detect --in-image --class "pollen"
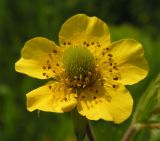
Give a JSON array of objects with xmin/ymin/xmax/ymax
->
[{"xmin": 63, "ymin": 46, "xmax": 96, "ymax": 88}]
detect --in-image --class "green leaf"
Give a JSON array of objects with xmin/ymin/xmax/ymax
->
[{"xmin": 133, "ymin": 74, "xmax": 160, "ymax": 122}]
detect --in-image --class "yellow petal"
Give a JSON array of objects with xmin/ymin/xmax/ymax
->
[
  {"xmin": 103, "ymin": 39, "xmax": 148, "ymax": 85},
  {"xmin": 59, "ymin": 14, "xmax": 111, "ymax": 57},
  {"xmin": 15, "ymin": 37, "xmax": 64, "ymax": 79},
  {"xmin": 27, "ymin": 81, "xmax": 77, "ymax": 113},
  {"xmin": 104, "ymin": 84, "xmax": 133, "ymax": 123},
  {"xmin": 77, "ymin": 82, "xmax": 133, "ymax": 123}
]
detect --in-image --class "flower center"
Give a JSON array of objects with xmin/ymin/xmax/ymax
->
[{"xmin": 63, "ymin": 46, "xmax": 96, "ymax": 88}]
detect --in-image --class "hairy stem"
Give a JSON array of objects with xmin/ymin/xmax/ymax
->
[
  {"xmin": 140, "ymin": 123, "xmax": 160, "ymax": 129},
  {"xmin": 122, "ymin": 123, "xmax": 160, "ymax": 141},
  {"xmin": 122, "ymin": 124, "xmax": 137, "ymax": 141},
  {"xmin": 86, "ymin": 123, "xmax": 95, "ymax": 141}
]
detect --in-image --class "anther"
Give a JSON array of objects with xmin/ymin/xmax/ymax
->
[
  {"xmin": 88, "ymin": 72, "xmax": 92, "ymax": 76},
  {"xmin": 108, "ymin": 54, "xmax": 113, "ymax": 57},
  {"xmin": 43, "ymin": 73, "xmax": 46, "ymax": 76},
  {"xmin": 48, "ymin": 66, "xmax": 51, "ymax": 69},
  {"xmin": 43, "ymin": 66, "xmax": 46, "ymax": 70},
  {"xmin": 48, "ymin": 54, "xmax": 52, "ymax": 59},
  {"xmin": 74, "ymin": 76, "xmax": 78, "ymax": 80},
  {"xmin": 93, "ymin": 96, "xmax": 97, "ymax": 99},
  {"xmin": 53, "ymin": 50, "xmax": 57, "ymax": 53},
  {"xmin": 102, "ymin": 52, "xmax": 105, "ymax": 56},
  {"xmin": 113, "ymin": 66, "xmax": 117, "ymax": 69},
  {"xmin": 106, "ymin": 95, "xmax": 112, "ymax": 102},
  {"xmin": 77, "ymin": 84, "xmax": 81, "ymax": 87},
  {"xmin": 85, "ymin": 77, "xmax": 89, "ymax": 83},
  {"xmin": 48, "ymin": 86, "xmax": 51, "ymax": 89},
  {"xmin": 113, "ymin": 77, "xmax": 118, "ymax": 80},
  {"xmin": 79, "ymin": 74, "xmax": 83, "ymax": 80}
]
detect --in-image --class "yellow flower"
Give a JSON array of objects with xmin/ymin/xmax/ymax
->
[{"xmin": 15, "ymin": 14, "xmax": 148, "ymax": 123}]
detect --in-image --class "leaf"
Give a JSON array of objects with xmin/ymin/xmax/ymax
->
[{"xmin": 133, "ymin": 74, "xmax": 160, "ymax": 122}]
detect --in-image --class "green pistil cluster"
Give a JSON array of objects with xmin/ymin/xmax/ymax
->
[{"xmin": 63, "ymin": 46, "xmax": 96, "ymax": 88}]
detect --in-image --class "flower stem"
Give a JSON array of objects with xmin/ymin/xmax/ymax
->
[
  {"xmin": 122, "ymin": 123, "xmax": 160, "ymax": 141},
  {"xmin": 86, "ymin": 123, "xmax": 95, "ymax": 141},
  {"xmin": 122, "ymin": 124, "xmax": 137, "ymax": 141},
  {"xmin": 140, "ymin": 123, "xmax": 160, "ymax": 129}
]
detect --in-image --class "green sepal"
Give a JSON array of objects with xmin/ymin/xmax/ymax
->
[{"xmin": 71, "ymin": 108, "xmax": 88, "ymax": 141}]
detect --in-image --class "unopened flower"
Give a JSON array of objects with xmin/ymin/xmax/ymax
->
[{"xmin": 15, "ymin": 14, "xmax": 148, "ymax": 123}]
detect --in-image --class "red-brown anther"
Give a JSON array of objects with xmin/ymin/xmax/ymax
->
[
  {"xmin": 113, "ymin": 66, "xmax": 117, "ymax": 69},
  {"xmin": 113, "ymin": 77, "xmax": 118, "ymax": 80},
  {"xmin": 108, "ymin": 54, "xmax": 113, "ymax": 57},
  {"xmin": 102, "ymin": 52, "xmax": 105, "ymax": 56},
  {"xmin": 53, "ymin": 50, "xmax": 57, "ymax": 53},
  {"xmin": 43, "ymin": 66, "xmax": 46, "ymax": 70},
  {"xmin": 48, "ymin": 66, "xmax": 51, "ymax": 69}
]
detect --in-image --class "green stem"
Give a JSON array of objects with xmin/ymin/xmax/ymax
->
[
  {"xmin": 140, "ymin": 123, "xmax": 160, "ymax": 129},
  {"xmin": 122, "ymin": 123, "xmax": 160, "ymax": 141},
  {"xmin": 122, "ymin": 124, "xmax": 137, "ymax": 141},
  {"xmin": 86, "ymin": 123, "xmax": 95, "ymax": 141}
]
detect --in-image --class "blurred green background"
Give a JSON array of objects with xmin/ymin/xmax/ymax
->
[{"xmin": 0, "ymin": 0, "xmax": 160, "ymax": 141}]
